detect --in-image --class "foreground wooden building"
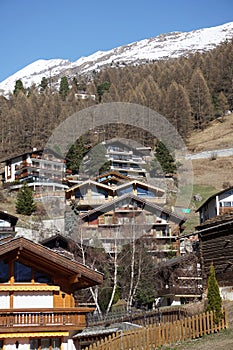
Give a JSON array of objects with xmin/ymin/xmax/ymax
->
[
  {"xmin": 196, "ymin": 214, "xmax": 233, "ymax": 300},
  {"xmin": 0, "ymin": 236, "xmax": 103, "ymax": 350}
]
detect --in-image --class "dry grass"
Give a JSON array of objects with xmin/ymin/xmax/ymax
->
[
  {"xmin": 192, "ymin": 156, "xmax": 233, "ymax": 190},
  {"xmin": 160, "ymin": 329, "xmax": 233, "ymax": 350},
  {"xmin": 159, "ymin": 301, "xmax": 233, "ymax": 350},
  {"xmin": 187, "ymin": 113, "xmax": 233, "ymax": 153},
  {"xmin": 186, "ymin": 114, "xmax": 233, "ymax": 190}
]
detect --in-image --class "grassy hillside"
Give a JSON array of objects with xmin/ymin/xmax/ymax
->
[
  {"xmin": 181, "ymin": 112, "xmax": 233, "ymax": 233},
  {"xmin": 187, "ymin": 113, "xmax": 233, "ymax": 153}
]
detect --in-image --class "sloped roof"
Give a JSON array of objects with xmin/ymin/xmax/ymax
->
[
  {"xmin": 66, "ymin": 179, "xmax": 112, "ymax": 194},
  {"xmin": 66, "ymin": 178, "xmax": 165, "ymax": 198},
  {"xmin": 79, "ymin": 193, "xmax": 185, "ymax": 224},
  {"xmin": 1, "ymin": 147, "xmax": 64, "ymax": 163},
  {"xmin": 116, "ymin": 179, "xmax": 165, "ymax": 196},
  {"xmin": 0, "ymin": 211, "xmax": 18, "ymax": 226},
  {"xmin": 0, "ymin": 236, "xmax": 103, "ymax": 291},
  {"xmin": 95, "ymin": 171, "xmax": 131, "ymax": 182}
]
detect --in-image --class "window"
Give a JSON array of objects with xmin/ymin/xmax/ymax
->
[
  {"xmin": 75, "ymin": 189, "xmax": 84, "ymax": 199},
  {"xmin": 0, "ymin": 260, "xmax": 8, "ymax": 282},
  {"xmin": 224, "ymin": 201, "xmax": 232, "ymax": 207},
  {"xmin": 137, "ymin": 186, "xmax": 156, "ymax": 197},
  {"xmin": 31, "ymin": 338, "xmax": 61, "ymax": 350},
  {"xmin": 14, "ymin": 261, "xmax": 32, "ymax": 282},
  {"xmin": 34, "ymin": 270, "xmax": 52, "ymax": 284},
  {"xmin": 117, "ymin": 185, "xmax": 133, "ymax": 196},
  {"xmin": 105, "ymin": 214, "xmax": 113, "ymax": 224},
  {"xmin": 51, "ymin": 339, "xmax": 60, "ymax": 350},
  {"xmin": 30, "ymin": 339, "xmax": 39, "ymax": 350}
]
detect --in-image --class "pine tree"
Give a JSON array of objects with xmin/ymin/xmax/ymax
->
[
  {"xmin": 13, "ymin": 79, "xmax": 25, "ymax": 95},
  {"xmin": 59, "ymin": 76, "xmax": 69, "ymax": 100},
  {"xmin": 150, "ymin": 141, "xmax": 177, "ymax": 176},
  {"xmin": 206, "ymin": 262, "xmax": 223, "ymax": 323},
  {"xmin": 40, "ymin": 77, "xmax": 48, "ymax": 92},
  {"xmin": 66, "ymin": 137, "xmax": 86, "ymax": 174},
  {"xmin": 16, "ymin": 182, "xmax": 37, "ymax": 215},
  {"xmin": 96, "ymin": 81, "xmax": 110, "ymax": 102}
]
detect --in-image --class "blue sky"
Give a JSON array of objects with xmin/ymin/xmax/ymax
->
[{"xmin": 0, "ymin": 0, "xmax": 232, "ymax": 82}]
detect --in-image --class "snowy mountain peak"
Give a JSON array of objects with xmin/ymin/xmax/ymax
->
[{"xmin": 1, "ymin": 22, "xmax": 233, "ymax": 95}]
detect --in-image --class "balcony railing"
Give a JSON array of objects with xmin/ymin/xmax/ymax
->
[
  {"xmin": 0, "ymin": 308, "xmax": 90, "ymax": 332},
  {"xmin": 157, "ymin": 285, "xmax": 202, "ymax": 297}
]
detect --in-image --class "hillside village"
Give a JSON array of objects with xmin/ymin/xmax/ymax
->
[
  {"xmin": 0, "ymin": 27, "xmax": 233, "ymax": 350},
  {"xmin": 0, "ymin": 114, "xmax": 233, "ymax": 348}
]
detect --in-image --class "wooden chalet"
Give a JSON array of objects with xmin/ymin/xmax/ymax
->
[
  {"xmin": 196, "ymin": 213, "xmax": 233, "ymax": 299},
  {"xmin": 154, "ymin": 253, "xmax": 202, "ymax": 306},
  {"xmin": 65, "ymin": 178, "xmax": 166, "ymax": 212},
  {"xmin": 66, "ymin": 193, "xmax": 185, "ymax": 263},
  {"xmin": 0, "ymin": 236, "xmax": 103, "ymax": 349}
]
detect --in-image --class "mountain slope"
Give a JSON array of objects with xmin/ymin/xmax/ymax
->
[{"xmin": 1, "ymin": 22, "xmax": 233, "ymax": 95}]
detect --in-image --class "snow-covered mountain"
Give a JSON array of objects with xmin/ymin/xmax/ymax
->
[{"xmin": 1, "ymin": 22, "xmax": 233, "ymax": 95}]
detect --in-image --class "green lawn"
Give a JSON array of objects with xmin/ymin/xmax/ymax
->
[{"xmin": 180, "ymin": 184, "xmax": 217, "ymax": 235}]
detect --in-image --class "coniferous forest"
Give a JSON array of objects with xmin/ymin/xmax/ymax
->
[{"xmin": 0, "ymin": 39, "xmax": 232, "ymax": 160}]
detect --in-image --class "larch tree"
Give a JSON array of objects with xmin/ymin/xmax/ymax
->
[
  {"xmin": 165, "ymin": 81, "xmax": 192, "ymax": 138},
  {"xmin": 217, "ymin": 91, "xmax": 229, "ymax": 117},
  {"xmin": 189, "ymin": 68, "xmax": 213, "ymax": 129}
]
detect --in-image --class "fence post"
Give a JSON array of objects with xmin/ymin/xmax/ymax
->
[
  {"xmin": 203, "ymin": 312, "xmax": 207, "ymax": 336},
  {"xmin": 195, "ymin": 314, "xmax": 200, "ymax": 337},
  {"xmin": 177, "ymin": 319, "xmax": 181, "ymax": 342},
  {"xmin": 224, "ymin": 308, "xmax": 229, "ymax": 329},
  {"xmin": 206, "ymin": 311, "xmax": 210, "ymax": 335},
  {"xmin": 199, "ymin": 313, "xmax": 203, "ymax": 337},
  {"xmin": 210, "ymin": 311, "xmax": 214, "ymax": 333},
  {"xmin": 188, "ymin": 317, "xmax": 192, "ymax": 339}
]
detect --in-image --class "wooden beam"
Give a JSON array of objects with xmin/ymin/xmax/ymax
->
[{"xmin": 68, "ymin": 274, "xmax": 81, "ymax": 284}]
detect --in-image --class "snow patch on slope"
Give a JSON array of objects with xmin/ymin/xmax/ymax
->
[{"xmin": 1, "ymin": 22, "xmax": 233, "ymax": 95}]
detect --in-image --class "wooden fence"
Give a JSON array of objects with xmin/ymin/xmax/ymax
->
[{"xmin": 84, "ymin": 310, "xmax": 228, "ymax": 350}]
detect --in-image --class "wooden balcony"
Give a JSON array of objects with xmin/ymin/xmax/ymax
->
[{"xmin": 0, "ymin": 307, "xmax": 91, "ymax": 332}]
